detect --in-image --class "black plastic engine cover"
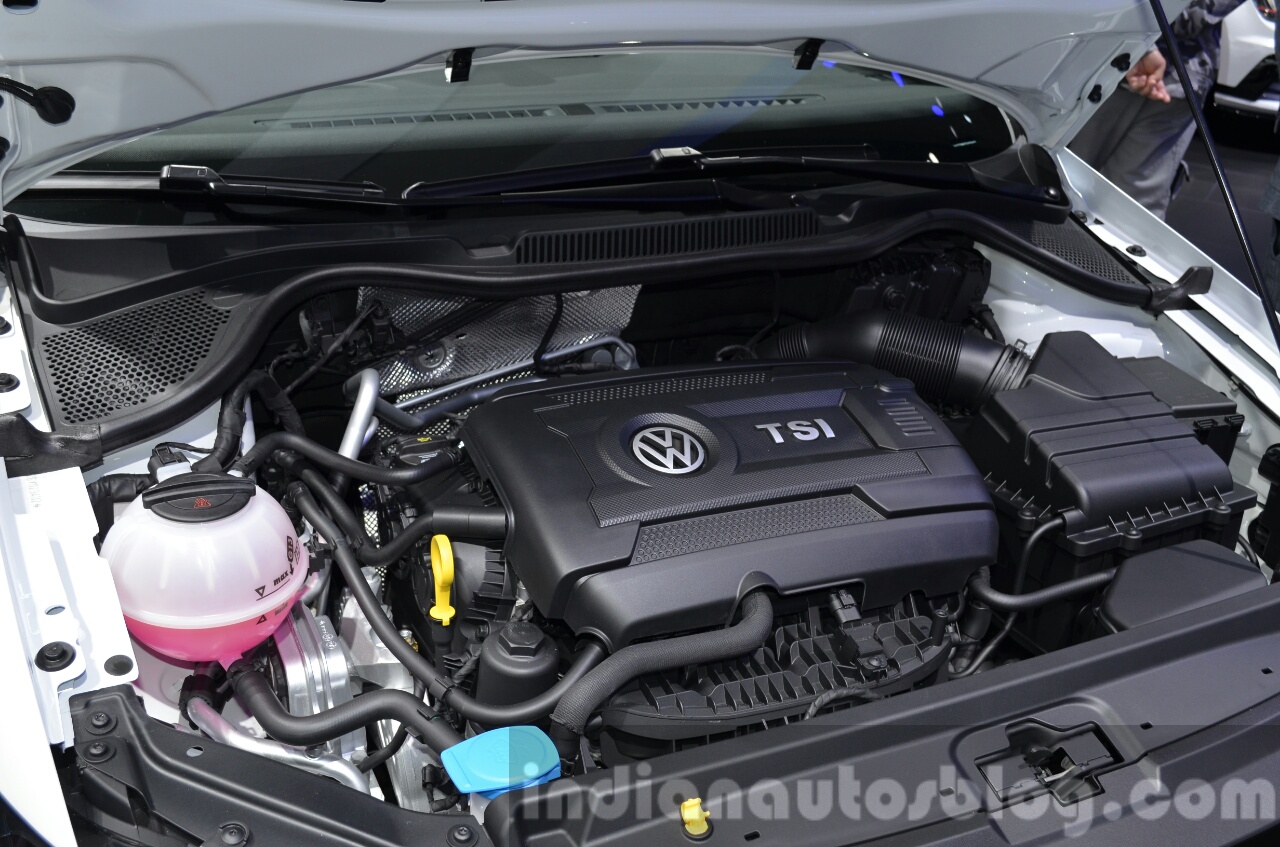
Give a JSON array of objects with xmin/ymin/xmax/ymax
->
[{"xmin": 462, "ymin": 363, "xmax": 996, "ymax": 648}]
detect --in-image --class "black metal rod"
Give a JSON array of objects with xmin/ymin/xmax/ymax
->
[{"xmin": 1147, "ymin": 0, "xmax": 1280, "ymax": 353}]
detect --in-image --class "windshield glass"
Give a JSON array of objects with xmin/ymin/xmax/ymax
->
[{"xmin": 69, "ymin": 47, "xmax": 1015, "ymax": 196}]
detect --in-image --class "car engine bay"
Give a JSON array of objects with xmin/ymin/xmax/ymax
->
[{"xmin": 7, "ymin": 223, "xmax": 1279, "ymax": 838}]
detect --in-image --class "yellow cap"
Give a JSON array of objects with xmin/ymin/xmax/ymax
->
[
  {"xmin": 428, "ymin": 534, "xmax": 455, "ymax": 626},
  {"xmin": 680, "ymin": 798, "xmax": 711, "ymax": 837}
]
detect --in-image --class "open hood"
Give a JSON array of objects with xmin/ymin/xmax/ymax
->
[{"xmin": 0, "ymin": 0, "xmax": 1186, "ymax": 212}]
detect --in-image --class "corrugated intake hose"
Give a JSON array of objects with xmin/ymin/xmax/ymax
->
[
  {"xmin": 291, "ymin": 484, "xmax": 606, "ymax": 725},
  {"xmin": 967, "ymin": 566, "xmax": 1117, "ymax": 612},
  {"xmin": 755, "ymin": 309, "xmax": 1029, "ymax": 409},
  {"xmin": 227, "ymin": 662, "xmax": 462, "ymax": 754},
  {"xmin": 548, "ymin": 591, "xmax": 774, "ymax": 762}
]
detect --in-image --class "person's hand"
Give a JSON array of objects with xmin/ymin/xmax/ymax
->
[{"xmin": 1126, "ymin": 49, "xmax": 1170, "ymax": 103}]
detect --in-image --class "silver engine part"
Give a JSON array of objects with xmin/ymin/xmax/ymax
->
[
  {"xmin": 339, "ymin": 569, "xmax": 453, "ymax": 813},
  {"xmin": 187, "ymin": 698, "xmax": 369, "ymax": 793},
  {"xmin": 275, "ymin": 604, "xmax": 365, "ymax": 763}
]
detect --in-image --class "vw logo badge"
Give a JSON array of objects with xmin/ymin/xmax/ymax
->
[{"xmin": 631, "ymin": 425, "xmax": 706, "ymax": 475}]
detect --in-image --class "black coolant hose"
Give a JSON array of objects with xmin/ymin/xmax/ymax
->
[
  {"xmin": 548, "ymin": 591, "xmax": 775, "ymax": 761},
  {"xmin": 86, "ymin": 473, "xmax": 152, "ymax": 541},
  {"xmin": 291, "ymin": 484, "xmax": 606, "ymax": 725},
  {"xmin": 755, "ymin": 309, "xmax": 1030, "ymax": 409},
  {"xmin": 227, "ymin": 662, "xmax": 461, "ymax": 753},
  {"xmin": 281, "ymin": 458, "xmax": 506, "ymax": 562},
  {"xmin": 952, "ymin": 516, "xmax": 1065, "ymax": 678},
  {"xmin": 193, "ymin": 371, "xmax": 305, "ymax": 473},
  {"xmin": 232, "ymin": 431, "xmax": 458, "ymax": 484},
  {"xmin": 967, "ymin": 566, "xmax": 1117, "ymax": 612}
]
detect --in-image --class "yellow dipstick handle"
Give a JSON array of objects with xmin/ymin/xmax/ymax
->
[
  {"xmin": 428, "ymin": 534, "xmax": 455, "ymax": 626},
  {"xmin": 680, "ymin": 798, "xmax": 711, "ymax": 837}
]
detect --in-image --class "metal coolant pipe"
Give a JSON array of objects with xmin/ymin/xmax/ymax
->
[{"xmin": 186, "ymin": 698, "xmax": 370, "ymax": 793}]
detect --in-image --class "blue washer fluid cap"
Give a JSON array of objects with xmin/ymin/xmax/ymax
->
[{"xmin": 441, "ymin": 726, "xmax": 561, "ymax": 798}]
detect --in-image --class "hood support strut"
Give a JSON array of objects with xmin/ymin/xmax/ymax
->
[{"xmin": 1147, "ymin": 0, "xmax": 1280, "ymax": 354}]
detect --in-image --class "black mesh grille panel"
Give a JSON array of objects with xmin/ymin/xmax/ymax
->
[
  {"xmin": 999, "ymin": 219, "xmax": 1140, "ymax": 285},
  {"xmin": 515, "ymin": 210, "xmax": 820, "ymax": 264},
  {"xmin": 631, "ymin": 494, "xmax": 883, "ymax": 564},
  {"xmin": 41, "ymin": 292, "xmax": 231, "ymax": 425}
]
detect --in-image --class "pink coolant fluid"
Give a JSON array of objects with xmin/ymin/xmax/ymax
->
[{"xmin": 101, "ymin": 473, "xmax": 309, "ymax": 666}]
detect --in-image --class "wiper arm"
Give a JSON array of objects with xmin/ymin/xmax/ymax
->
[
  {"xmin": 33, "ymin": 166, "xmax": 389, "ymax": 206},
  {"xmin": 158, "ymin": 165, "xmax": 387, "ymax": 204},
  {"xmin": 652, "ymin": 143, "xmax": 1066, "ymax": 205},
  {"xmin": 404, "ymin": 142, "xmax": 1066, "ymax": 206}
]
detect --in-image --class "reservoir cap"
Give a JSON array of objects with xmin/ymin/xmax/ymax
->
[
  {"xmin": 142, "ymin": 473, "xmax": 256, "ymax": 523},
  {"xmin": 441, "ymin": 726, "xmax": 560, "ymax": 798}
]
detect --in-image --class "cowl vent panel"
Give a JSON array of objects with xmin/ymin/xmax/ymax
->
[{"xmin": 515, "ymin": 209, "xmax": 821, "ymax": 264}]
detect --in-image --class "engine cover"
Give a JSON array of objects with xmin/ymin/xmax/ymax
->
[{"xmin": 462, "ymin": 362, "xmax": 996, "ymax": 648}]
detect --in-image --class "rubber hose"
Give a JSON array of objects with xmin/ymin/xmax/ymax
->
[
  {"xmin": 233, "ymin": 431, "xmax": 457, "ymax": 484},
  {"xmin": 373, "ymin": 377, "xmax": 545, "ymax": 432},
  {"xmin": 289, "ymin": 463, "xmax": 371, "ymax": 547},
  {"xmin": 952, "ymin": 516, "xmax": 1065, "ymax": 678},
  {"xmin": 286, "ymin": 460, "xmax": 505, "ymax": 563},
  {"xmin": 968, "ymin": 567, "xmax": 1117, "ymax": 612},
  {"xmin": 292, "ymin": 485, "xmax": 605, "ymax": 725},
  {"xmin": 549, "ymin": 591, "xmax": 774, "ymax": 758},
  {"xmin": 86, "ymin": 473, "xmax": 152, "ymax": 540},
  {"xmin": 195, "ymin": 371, "xmax": 304, "ymax": 473},
  {"xmin": 358, "ymin": 725, "xmax": 409, "ymax": 774},
  {"xmin": 357, "ymin": 679, "xmax": 426, "ymax": 774},
  {"xmin": 755, "ymin": 309, "xmax": 1029, "ymax": 409},
  {"xmin": 227, "ymin": 663, "xmax": 461, "ymax": 753}
]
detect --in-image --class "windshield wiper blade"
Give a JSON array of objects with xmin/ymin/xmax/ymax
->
[
  {"xmin": 404, "ymin": 143, "xmax": 1066, "ymax": 206},
  {"xmin": 157, "ymin": 165, "xmax": 388, "ymax": 203},
  {"xmin": 403, "ymin": 157, "xmax": 679, "ymax": 200},
  {"xmin": 402, "ymin": 145, "xmax": 880, "ymax": 199},
  {"xmin": 653, "ymin": 143, "xmax": 1066, "ymax": 205},
  {"xmin": 35, "ymin": 165, "xmax": 390, "ymax": 205}
]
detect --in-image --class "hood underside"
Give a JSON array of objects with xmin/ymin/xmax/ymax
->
[{"xmin": 0, "ymin": 0, "xmax": 1186, "ymax": 211}]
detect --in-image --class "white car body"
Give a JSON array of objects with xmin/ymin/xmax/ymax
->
[
  {"xmin": 6, "ymin": 1, "xmax": 1280, "ymax": 845},
  {"xmin": 1216, "ymin": 0, "xmax": 1279, "ymax": 114}
]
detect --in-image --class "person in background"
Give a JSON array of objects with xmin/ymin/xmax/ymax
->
[{"xmin": 1072, "ymin": 0, "xmax": 1244, "ymax": 220}]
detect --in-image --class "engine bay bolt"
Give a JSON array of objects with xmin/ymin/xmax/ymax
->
[
  {"xmin": 85, "ymin": 742, "xmax": 107, "ymax": 758},
  {"xmin": 447, "ymin": 824, "xmax": 478, "ymax": 846},
  {"xmin": 219, "ymin": 823, "xmax": 248, "ymax": 845},
  {"xmin": 680, "ymin": 798, "xmax": 712, "ymax": 840},
  {"xmin": 0, "ymin": 372, "xmax": 18, "ymax": 393},
  {"xmin": 89, "ymin": 712, "xmax": 110, "ymax": 729},
  {"xmin": 0, "ymin": 315, "xmax": 10, "ymax": 333},
  {"xmin": 35, "ymin": 641, "xmax": 75, "ymax": 671},
  {"xmin": 1127, "ymin": 244, "xmax": 1147, "ymax": 257}
]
